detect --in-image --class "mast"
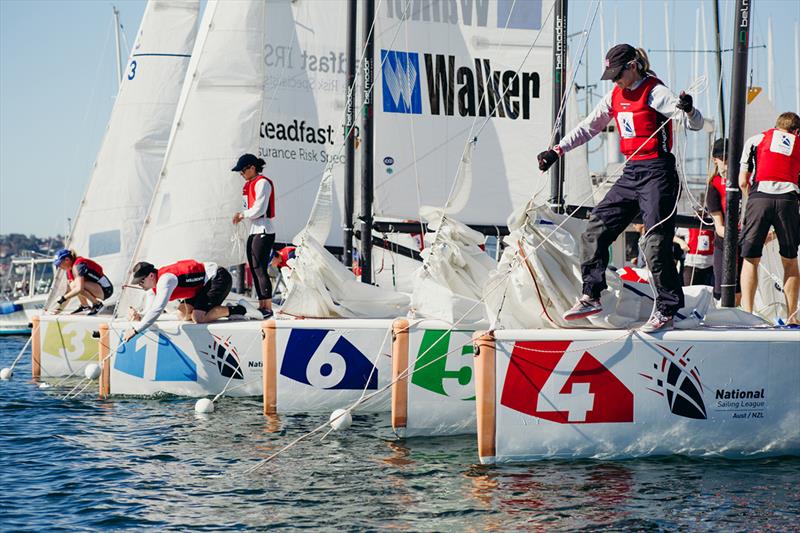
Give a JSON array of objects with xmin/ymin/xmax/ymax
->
[
  {"xmin": 713, "ymin": 0, "xmax": 726, "ymax": 135},
  {"xmin": 721, "ymin": 0, "xmax": 752, "ymax": 308},
  {"xmin": 343, "ymin": 0, "xmax": 357, "ymax": 268},
  {"xmin": 113, "ymin": 6, "xmax": 123, "ymax": 87},
  {"xmin": 549, "ymin": 0, "xmax": 567, "ymax": 213},
  {"xmin": 767, "ymin": 17, "xmax": 774, "ymax": 102},
  {"xmin": 359, "ymin": 0, "xmax": 375, "ymax": 284},
  {"xmin": 796, "ymin": 22, "xmax": 800, "ymax": 112}
]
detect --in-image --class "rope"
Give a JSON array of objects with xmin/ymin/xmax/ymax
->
[{"xmin": 5, "ymin": 336, "xmax": 32, "ymax": 373}]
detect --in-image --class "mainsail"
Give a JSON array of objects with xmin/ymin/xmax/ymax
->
[{"xmin": 47, "ymin": 0, "xmax": 200, "ymax": 308}]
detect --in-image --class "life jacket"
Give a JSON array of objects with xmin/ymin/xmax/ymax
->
[
  {"xmin": 754, "ymin": 129, "xmax": 800, "ymax": 185},
  {"xmin": 710, "ymin": 173, "xmax": 727, "ymax": 214},
  {"xmin": 155, "ymin": 260, "xmax": 206, "ymax": 301},
  {"xmin": 242, "ymin": 175, "xmax": 276, "ymax": 218},
  {"xmin": 686, "ymin": 228, "xmax": 714, "ymax": 256},
  {"xmin": 611, "ymin": 76, "xmax": 672, "ymax": 161},
  {"xmin": 274, "ymin": 246, "xmax": 296, "ymax": 269},
  {"xmin": 68, "ymin": 257, "xmax": 105, "ymax": 283}
]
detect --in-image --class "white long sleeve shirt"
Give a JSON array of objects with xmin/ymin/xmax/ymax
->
[
  {"xmin": 242, "ymin": 178, "xmax": 275, "ymax": 235},
  {"xmin": 135, "ymin": 262, "xmax": 218, "ymax": 332},
  {"xmin": 556, "ymin": 77, "xmax": 704, "ymax": 154}
]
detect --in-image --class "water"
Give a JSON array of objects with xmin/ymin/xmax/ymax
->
[{"xmin": 2, "ymin": 336, "xmax": 798, "ymax": 531}]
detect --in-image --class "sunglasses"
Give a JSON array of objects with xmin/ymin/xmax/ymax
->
[{"xmin": 239, "ymin": 165, "xmax": 253, "ymax": 174}]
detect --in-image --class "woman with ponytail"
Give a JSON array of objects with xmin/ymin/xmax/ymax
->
[
  {"xmin": 232, "ymin": 153, "xmax": 276, "ymax": 318},
  {"xmin": 537, "ymin": 44, "xmax": 704, "ymax": 332}
]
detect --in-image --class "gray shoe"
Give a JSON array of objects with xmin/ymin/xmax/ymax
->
[
  {"xmin": 563, "ymin": 296, "xmax": 603, "ymax": 321},
  {"xmin": 640, "ymin": 311, "xmax": 674, "ymax": 333}
]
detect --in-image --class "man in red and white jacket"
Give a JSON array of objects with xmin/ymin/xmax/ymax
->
[
  {"xmin": 739, "ymin": 112, "xmax": 800, "ymax": 324},
  {"xmin": 123, "ymin": 260, "xmax": 247, "ymax": 341}
]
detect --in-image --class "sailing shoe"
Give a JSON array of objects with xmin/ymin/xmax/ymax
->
[
  {"xmin": 261, "ymin": 309, "xmax": 274, "ymax": 319},
  {"xmin": 70, "ymin": 305, "xmax": 91, "ymax": 315},
  {"xmin": 562, "ymin": 296, "xmax": 603, "ymax": 321},
  {"xmin": 227, "ymin": 304, "xmax": 247, "ymax": 317},
  {"xmin": 640, "ymin": 311, "xmax": 674, "ymax": 333},
  {"xmin": 87, "ymin": 303, "xmax": 104, "ymax": 316},
  {"xmin": 236, "ymin": 298, "xmax": 264, "ymax": 320}
]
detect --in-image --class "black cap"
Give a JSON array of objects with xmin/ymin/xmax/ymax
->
[
  {"xmin": 231, "ymin": 153, "xmax": 259, "ymax": 172},
  {"xmin": 131, "ymin": 261, "xmax": 156, "ymax": 283},
  {"xmin": 600, "ymin": 44, "xmax": 637, "ymax": 81},
  {"xmin": 712, "ymin": 138, "xmax": 728, "ymax": 159}
]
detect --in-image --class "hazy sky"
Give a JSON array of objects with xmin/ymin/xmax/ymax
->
[{"xmin": 1, "ymin": 0, "xmax": 798, "ymax": 236}]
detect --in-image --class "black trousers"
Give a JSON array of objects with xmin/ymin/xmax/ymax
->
[
  {"xmin": 246, "ymin": 233, "xmax": 275, "ymax": 300},
  {"xmin": 580, "ymin": 154, "xmax": 685, "ymax": 315}
]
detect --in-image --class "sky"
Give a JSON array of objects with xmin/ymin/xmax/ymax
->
[{"xmin": 1, "ymin": 0, "xmax": 798, "ymax": 237}]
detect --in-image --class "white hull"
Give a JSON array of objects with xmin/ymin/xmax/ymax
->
[
  {"xmin": 391, "ymin": 319, "xmax": 482, "ymax": 438},
  {"xmin": 0, "ymin": 296, "xmax": 45, "ymax": 335},
  {"xmin": 475, "ymin": 328, "xmax": 800, "ymax": 463}
]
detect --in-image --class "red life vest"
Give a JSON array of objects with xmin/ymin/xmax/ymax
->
[
  {"xmin": 68, "ymin": 257, "xmax": 105, "ymax": 283},
  {"xmin": 754, "ymin": 129, "xmax": 800, "ymax": 185},
  {"xmin": 155, "ymin": 260, "xmax": 206, "ymax": 301},
  {"xmin": 242, "ymin": 175, "xmax": 275, "ymax": 218},
  {"xmin": 274, "ymin": 246, "xmax": 296, "ymax": 269},
  {"xmin": 611, "ymin": 76, "xmax": 672, "ymax": 161},
  {"xmin": 687, "ymin": 228, "xmax": 714, "ymax": 256},
  {"xmin": 710, "ymin": 173, "xmax": 727, "ymax": 214}
]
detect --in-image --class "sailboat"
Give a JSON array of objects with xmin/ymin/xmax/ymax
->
[
  {"xmin": 32, "ymin": 0, "xmax": 201, "ymax": 379},
  {"xmin": 0, "ymin": 255, "xmax": 53, "ymax": 335}
]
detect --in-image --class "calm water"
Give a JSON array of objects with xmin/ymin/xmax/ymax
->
[{"xmin": 1, "ymin": 336, "xmax": 798, "ymax": 531}]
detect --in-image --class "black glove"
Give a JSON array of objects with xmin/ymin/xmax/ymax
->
[
  {"xmin": 677, "ymin": 91, "xmax": 693, "ymax": 113},
  {"xmin": 537, "ymin": 149, "xmax": 559, "ymax": 172},
  {"xmin": 57, "ymin": 296, "xmax": 67, "ymax": 305}
]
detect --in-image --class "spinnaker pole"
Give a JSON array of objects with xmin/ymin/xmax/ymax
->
[
  {"xmin": 721, "ymin": 0, "xmax": 752, "ymax": 308},
  {"xmin": 359, "ymin": 0, "xmax": 375, "ymax": 284},
  {"xmin": 343, "ymin": 0, "xmax": 357, "ymax": 268},
  {"xmin": 549, "ymin": 0, "xmax": 568, "ymax": 213}
]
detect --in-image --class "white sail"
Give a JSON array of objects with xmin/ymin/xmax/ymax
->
[
  {"xmin": 119, "ymin": 0, "xmax": 267, "ymax": 312},
  {"xmin": 48, "ymin": 0, "xmax": 200, "ymax": 308},
  {"xmin": 372, "ymin": 0, "xmax": 593, "ymax": 224}
]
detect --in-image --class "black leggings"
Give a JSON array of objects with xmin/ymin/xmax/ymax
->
[{"xmin": 247, "ymin": 233, "xmax": 275, "ymax": 300}]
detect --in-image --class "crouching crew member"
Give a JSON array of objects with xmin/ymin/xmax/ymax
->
[
  {"xmin": 739, "ymin": 112, "xmax": 800, "ymax": 324},
  {"xmin": 123, "ymin": 259, "xmax": 247, "ymax": 342},
  {"xmin": 232, "ymin": 153, "xmax": 276, "ymax": 319},
  {"xmin": 270, "ymin": 246, "xmax": 296, "ymax": 270},
  {"xmin": 537, "ymin": 44, "xmax": 704, "ymax": 332},
  {"xmin": 675, "ymin": 223, "xmax": 715, "ymax": 287},
  {"xmin": 52, "ymin": 249, "xmax": 113, "ymax": 315}
]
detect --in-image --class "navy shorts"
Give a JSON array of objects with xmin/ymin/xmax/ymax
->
[
  {"xmin": 184, "ymin": 268, "xmax": 232, "ymax": 312},
  {"xmin": 740, "ymin": 192, "xmax": 800, "ymax": 259}
]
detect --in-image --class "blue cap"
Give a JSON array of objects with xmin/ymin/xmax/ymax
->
[{"xmin": 53, "ymin": 249, "xmax": 72, "ymax": 267}]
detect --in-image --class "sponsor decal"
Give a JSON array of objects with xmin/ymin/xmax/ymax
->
[
  {"xmin": 770, "ymin": 131, "xmax": 795, "ymax": 156},
  {"xmin": 411, "ymin": 330, "xmax": 474, "ymax": 400},
  {"xmin": 384, "ymin": 0, "xmax": 541, "ymax": 30},
  {"xmin": 115, "ymin": 332, "xmax": 197, "ymax": 382},
  {"xmin": 383, "ymin": 156, "xmax": 395, "ymax": 166},
  {"xmin": 641, "ymin": 344, "xmax": 707, "ymax": 420},
  {"xmin": 202, "ymin": 334, "xmax": 244, "ymax": 380},
  {"xmin": 713, "ymin": 387, "xmax": 766, "ymax": 419},
  {"xmin": 501, "ymin": 341, "xmax": 633, "ymax": 423},
  {"xmin": 280, "ymin": 329, "xmax": 378, "ymax": 390},
  {"xmin": 617, "ymin": 112, "xmax": 636, "ymax": 138},
  {"xmin": 381, "ymin": 48, "xmax": 541, "ymax": 119}
]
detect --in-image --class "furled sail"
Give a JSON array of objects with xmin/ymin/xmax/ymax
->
[{"xmin": 47, "ymin": 0, "xmax": 200, "ymax": 309}]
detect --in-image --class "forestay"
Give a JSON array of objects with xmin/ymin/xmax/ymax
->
[{"xmin": 47, "ymin": 0, "xmax": 200, "ymax": 309}]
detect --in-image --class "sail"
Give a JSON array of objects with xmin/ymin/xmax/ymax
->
[
  {"xmin": 371, "ymin": 0, "xmax": 591, "ymax": 224},
  {"xmin": 47, "ymin": 0, "xmax": 200, "ymax": 308},
  {"xmin": 119, "ymin": 0, "xmax": 267, "ymax": 312}
]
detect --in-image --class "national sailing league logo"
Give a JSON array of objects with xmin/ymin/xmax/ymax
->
[
  {"xmin": 381, "ymin": 50, "xmax": 422, "ymax": 114},
  {"xmin": 641, "ymin": 344, "xmax": 707, "ymax": 419},
  {"xmin": 203, "ymin": 334, "xmax": 244, "ymax": 380}
]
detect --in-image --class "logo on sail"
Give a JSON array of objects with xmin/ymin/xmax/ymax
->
[
  {"xmin": 384, "ymin": 0, "xmax": 542, "ymax": 30},
  {"xmin": 382, "ymin": 50, "xmax": 422, "ymax": 114},
  {"xmin": 501, "ymin": 341, "xmax": 634, "ymax": 424},
  {"xmin": 280, "ymin": 329, "xmax": 378, "ymax": 390},
  {"xmin": 202, "ymin": 334, "xmax": 244, "ymax": 380},
  {"xmin": 115, "ymin": 332, "xmax": 197, "ymax": 382},
  {"xmin": 641, "ymin": 344, "xmax": 707, "ymax": 420}
]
